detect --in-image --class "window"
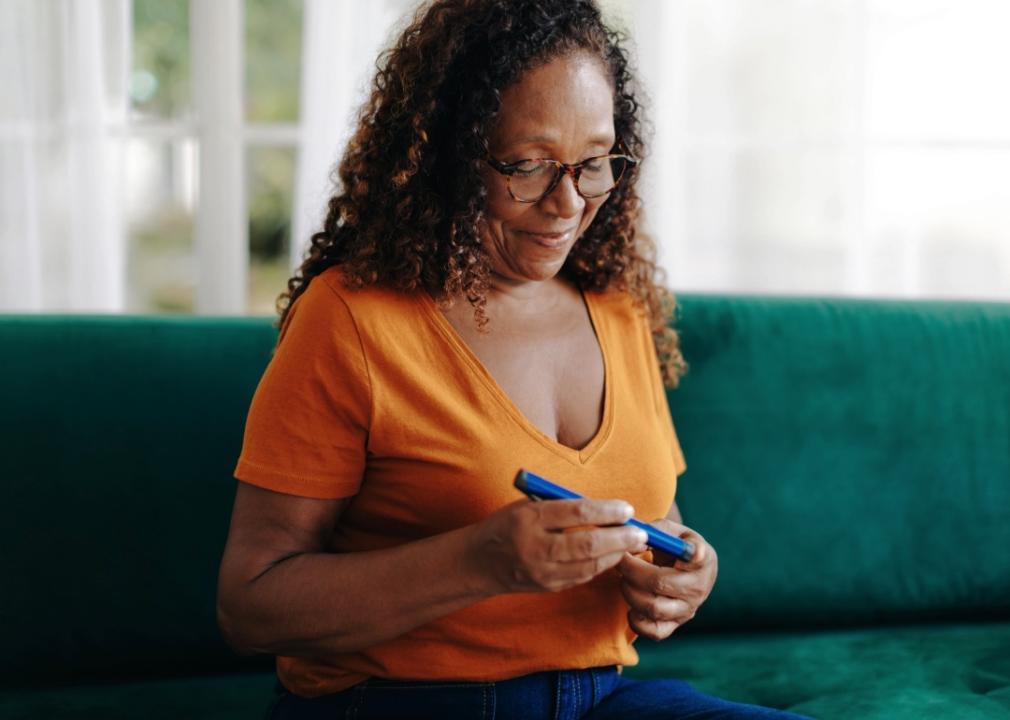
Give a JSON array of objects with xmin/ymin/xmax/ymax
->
[{"xmin": 128, "ymin": 0, "xmax": 304, "ymax": 314}]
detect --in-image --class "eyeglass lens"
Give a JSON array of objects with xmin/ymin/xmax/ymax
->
[{"xmin": 510, "ymin": 156, "xmax": 627, "ymax": 201}]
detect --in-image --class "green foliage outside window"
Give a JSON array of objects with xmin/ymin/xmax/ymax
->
[
  {"xmin": 131, "ymin": 0, "xmax": 190, "ymax": 117},
  {"xmin": 246, "ymin": 0, "xmax": 304, "ymax": 123}
]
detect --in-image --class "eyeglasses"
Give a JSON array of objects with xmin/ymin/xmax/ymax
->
[{"xmin": 484, "ymin": 146, "xmax": 637, "ymax": 203}]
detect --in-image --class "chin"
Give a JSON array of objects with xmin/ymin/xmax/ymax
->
[{"xmin": 520, "ymin": 259, "xmax": 568, "ymax": 282}]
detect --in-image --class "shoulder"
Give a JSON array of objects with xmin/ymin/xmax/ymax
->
[
  {"xmin": 314, "ymin": 266, "xmax": 407, "ymax": 308},
  {"xmin": 287, "ymin": 267, "xmax": 421, "ymax": 327},
  {"xmin": 283, "ymin": 267, "xmax": 428, "ymax": 350}
]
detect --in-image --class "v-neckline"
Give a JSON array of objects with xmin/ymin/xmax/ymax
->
[{"xmin": 419, "ymin": 286, "xmax": 614, "ymax": 466}]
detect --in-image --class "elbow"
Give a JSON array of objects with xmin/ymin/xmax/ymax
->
[
  {"xmin": 216, "ymin": 598, "xmax": 267, "ymax": 657},
  {"xmin": 216, "ymin": 601, "xmax": 358, "ymax": 657}
]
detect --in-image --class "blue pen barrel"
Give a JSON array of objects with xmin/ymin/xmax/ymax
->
[
  {"xmin": 626, "ymin": 518, "xmax": 695, "ymax": 563},
  {"xmin": 515, "ymin": 470, "xmax": 582, "ymax": 500},
  {"xmin": 514, "ymin": 469, "xmax": 695, "ymax": 563}
]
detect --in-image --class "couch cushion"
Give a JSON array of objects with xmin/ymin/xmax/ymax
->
[
  {"xmin": 6, "ymin": 623, "xmax": 1005, "ymax": 720},
  {"xmin": 630, "ymin": 621, "xmax": 1010, "ymax": 720},
  {"xmin": 0, "ymin": 671, "xmax": 277, "ymax": 720}
]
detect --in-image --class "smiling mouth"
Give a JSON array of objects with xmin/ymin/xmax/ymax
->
[{"xmin": 519, "ymin": 229, "xmax": 574, "ymax": 248}]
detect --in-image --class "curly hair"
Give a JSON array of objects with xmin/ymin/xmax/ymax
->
[{"xmin": 276, "ymin": 0, "xmax": 688, "ymax": 388}]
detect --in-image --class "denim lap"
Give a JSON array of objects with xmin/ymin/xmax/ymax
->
[
  {"xmin": 584, "ymin": 675, "xmax": 813, "ymax": 720},
  {"xmin": 268, "ymin": 667, "xmax": 812, "ymax": 719}
]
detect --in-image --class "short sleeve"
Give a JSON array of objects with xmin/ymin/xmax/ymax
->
[{"xmin": 234, "ymin": 275, "xmax": 371, "ymax": 499}]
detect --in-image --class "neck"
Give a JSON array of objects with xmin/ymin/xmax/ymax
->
[{"xmin": 487, "ymin": 271, "xmax": 566, "ymax": 311}]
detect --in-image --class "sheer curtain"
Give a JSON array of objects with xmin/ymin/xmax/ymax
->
[
  {"xmin": 0, "ymin": 0, "xmax": 130, "ymax": 312},
  {"xmin": 622, "ymin": 0, "xmax": 1010, "ymax": 299},
  {"xmin": 290, "ymin": 0, "xmax": 415, "ymax": 271}
]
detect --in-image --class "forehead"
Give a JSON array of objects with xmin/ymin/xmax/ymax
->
[{"xmin": 489, "ymin": 53, "xmax": 616, "ymax": 153}]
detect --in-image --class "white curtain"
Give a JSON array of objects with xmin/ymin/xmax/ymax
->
[
  {"xmin": 291, "ymin": 0, "xmax": 416, "ymax": 269},
  {"xmin": 623, "ymin": 0, "xmax": 1010, "ymax": 299},
  {"xmin": 0, "ymin": 0, "xmax": 130, "ymax": 312}
]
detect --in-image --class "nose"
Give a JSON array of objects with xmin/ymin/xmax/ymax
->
[{"xmin": 539, "ymin": 170, "xmax": 584, "ymax": 219}]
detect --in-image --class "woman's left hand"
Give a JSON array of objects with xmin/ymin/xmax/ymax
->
[{"xmin": 617, "ymin": 519, "xmax": 718, "ymax": 641}]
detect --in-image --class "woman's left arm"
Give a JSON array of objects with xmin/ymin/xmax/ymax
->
[{"xmin": 616, "ymin": 502, "xmax": 718, "ymax": 641}]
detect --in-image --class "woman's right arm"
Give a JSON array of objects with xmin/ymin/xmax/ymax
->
[{"xmin": 216, "ymin": 482, "xmax": 648, "ymax": 657}]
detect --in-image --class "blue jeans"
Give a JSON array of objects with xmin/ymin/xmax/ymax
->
[{"xmin": 268, "ymin": 666, "xmax": 813, "ymax": 719}]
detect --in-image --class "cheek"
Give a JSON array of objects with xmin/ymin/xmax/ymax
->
[{"xmin": 485, "ymin": 194, "xmax": 530, "ymax": 233}]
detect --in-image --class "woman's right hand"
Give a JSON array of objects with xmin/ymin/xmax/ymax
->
[{"xmin": 465, "ymin": 498, "xmax": 650, "ymax": 595}]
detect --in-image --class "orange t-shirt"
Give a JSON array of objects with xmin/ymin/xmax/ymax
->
[{"xmin": 234, "ymin": 266, "xmax": 687, "ymax": 697}]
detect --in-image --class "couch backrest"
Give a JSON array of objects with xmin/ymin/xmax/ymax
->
[
  {"xmin": 2, "ymin": 297, "xmax": 1008, "ymax": 684},
  {"xmin": 0, "ymin": 315, "xmax": 277, "ymax": 686},
  {"xmin": 666, "ymin": 296, "xmax": 1010, "ymax": 632}
]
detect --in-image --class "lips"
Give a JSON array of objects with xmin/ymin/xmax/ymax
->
[{"xmin": 518, "ymin": 229, "xmax": 575, "ymax": 248}]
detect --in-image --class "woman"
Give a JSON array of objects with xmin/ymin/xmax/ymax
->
[{"xmin": 217, "ymin": 1, "xmax": 809, "ymax": 718}]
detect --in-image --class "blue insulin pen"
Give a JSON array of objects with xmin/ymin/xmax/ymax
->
[{"xmin": 514, "ymin": 469, "xmax": 695, "ymax": 563}]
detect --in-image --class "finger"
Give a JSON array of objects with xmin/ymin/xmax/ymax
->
[
  {"xmin": 544, "ymin": 526, "xmax": 649, "ymax": 563},
  {"xmin": 619, "ymin": 578, "xmax": 693, "ymax": 623},
  {"xmin": 534, "ymin": 498, "xmax": 635, "ymax": 530},
  {"xmin": 628, "ymin": 611, "xmax": 680, "ymax": 642},
  {"xmin": 651, "ymin": 518, "xmax": 690, "ymax": 536},
  {"xmin": 546, "ymin": 548, "xmax": 637, "ymax": 588},
  {"xmin": 617, "ymin": 552, "xmax": 694, "ymax": 599}
]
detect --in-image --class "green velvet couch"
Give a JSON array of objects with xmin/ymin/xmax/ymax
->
[{"xmin": 2, "ymin": 295, "xmax": 1008, "ymax": 719}]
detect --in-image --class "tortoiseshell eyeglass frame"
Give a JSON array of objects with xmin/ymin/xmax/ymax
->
[{"xmin": 484, "ymin": 142, "xmax": 638, "ymax": 204}]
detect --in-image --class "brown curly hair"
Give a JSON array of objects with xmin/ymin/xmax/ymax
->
[{"xmin": 276, "ymin": 0, "xmax": 688, "ymax": 388}]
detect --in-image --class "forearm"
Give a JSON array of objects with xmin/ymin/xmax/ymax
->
[{"xmin": 222, "ymin": 523, "xmax": 494, "ymax": 657}]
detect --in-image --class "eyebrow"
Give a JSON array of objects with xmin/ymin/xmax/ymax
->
[{"xmin": 510, "ymin": 134, "xmax": 614, "ymax": 147}]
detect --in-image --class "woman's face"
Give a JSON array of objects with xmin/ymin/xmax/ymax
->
[{"xmin": 480, "ymin": 52, "xmax": 616, "ymax": 285}]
